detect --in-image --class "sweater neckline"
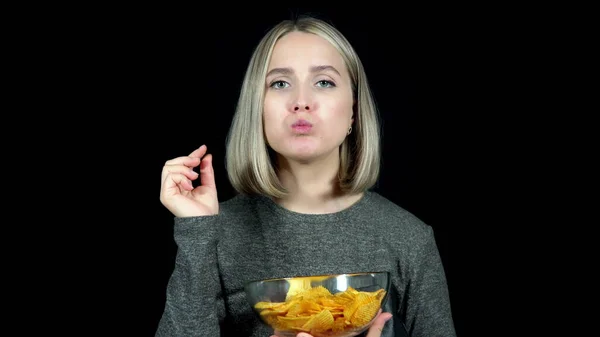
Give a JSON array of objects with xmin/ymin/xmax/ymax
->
[{"xmin": 257, "ymin": 191, "xmax": 373, "ymax": 222}]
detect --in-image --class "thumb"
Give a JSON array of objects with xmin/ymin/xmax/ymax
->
[
  {"xmin": 366, "ymin": 312, "xmax": 393, "ymax": 337},
  {"xmin": 199, "ymin": 153, "xmax": 216, "ymax": 189}
]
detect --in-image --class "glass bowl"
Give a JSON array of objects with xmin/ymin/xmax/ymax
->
[{"xmin": 244, "ymin": 272, "xmax": 390, "ymax": 337}]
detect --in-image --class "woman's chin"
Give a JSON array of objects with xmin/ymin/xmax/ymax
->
[
  {"xmin": 284, "ymin": 147, "xmax": 335, "ymax": 164},
  {"xmin": 285, "ymin": 151, "xmax": 317, "ymax": 162},
  {"xmin": 273, "ymin": 140, "xmax": 337, "ymax": 163}
]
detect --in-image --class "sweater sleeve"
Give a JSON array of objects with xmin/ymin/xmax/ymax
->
[
  {"xmin": 404, "ymin": 226, "xmax": 456, "ymax": 337},
  {"xmin": 155, "ymin": 216, "xmax": 222, "ymax": 337}
]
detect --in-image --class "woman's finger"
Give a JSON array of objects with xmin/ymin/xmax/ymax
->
[
  {"xmin": 163, "ymin": 144, "xmax": 206, "ymax": 169},
  {"xmin": 198, "ymin": 153, "xmax": 216, "ymax": 190},
  {"xmin": 365, "ymin": 311, "xmax": 393, "ymax": 337},
  {"xmin": 162, "ymin": 165, "xmax": 199, "ymax": 181},
  {"xmin": 164, "ymin": 155, "xmax": 201, "ymax": 169},
  {"xmin": 162, "ymin": 172, "xmax": 194, "ymax": 194},
  {"xmin": 188, "ymin": 144, "xmax": 207, "ymax": 158}
]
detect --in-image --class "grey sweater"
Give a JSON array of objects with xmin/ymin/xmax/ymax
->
[{"xmin": 155, "ymin": 191, "xmax": 456, "ymax": 337}]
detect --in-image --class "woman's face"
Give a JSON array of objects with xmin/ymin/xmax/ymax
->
[{"xmin": 263, "ymin": 31, "xmax": 354, "ymax": 163}]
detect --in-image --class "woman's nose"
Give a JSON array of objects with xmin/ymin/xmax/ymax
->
[
  {"xmin": 290, "ymin": 89, "xmax": 315, "ymax": 112},
  {"xmin": 293, "ymin": 103, "xmax": 311, "ymax": 112}
]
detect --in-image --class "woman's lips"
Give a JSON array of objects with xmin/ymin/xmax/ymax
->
[{"xmin": 291, "ymin": 120, "xmax": 313, "ymax": 133}]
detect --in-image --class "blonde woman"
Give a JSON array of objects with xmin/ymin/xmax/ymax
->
[{"xmin": 157, "ymin": 15, "xmax": 456, "ymax": 337}]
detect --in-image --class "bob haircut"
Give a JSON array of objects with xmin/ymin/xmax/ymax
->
[{"xmin": 225, "ymin": 16, "xmax": 382, "ymax": 199}]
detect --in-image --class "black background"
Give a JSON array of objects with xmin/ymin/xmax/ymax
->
[{"xmin": 57, "ymin": 5, "xmax": 540, "ymax": 336}]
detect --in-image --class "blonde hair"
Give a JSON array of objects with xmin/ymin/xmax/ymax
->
[{"xmin": 225, "ymin": 16, "xmax": 382, "ymax": 198}]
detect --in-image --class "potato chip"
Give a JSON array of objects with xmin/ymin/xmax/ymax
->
[
  {"xmin": 302, "ymin": 309, "xmax": 334, "ymax": 332},
  {"xmin": 286, "ymin": 277, "xmax": 330, "ymax": 300},
  {"xmin": 254, "ymin": 283, "xmax": 387, "ymax": 336}
]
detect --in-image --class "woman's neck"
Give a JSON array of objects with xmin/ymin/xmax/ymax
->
[{"xmin": 274, "ymin": 152, "xmax": 362, "ymax": 214}]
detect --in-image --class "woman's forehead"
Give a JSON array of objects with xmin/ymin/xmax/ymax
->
[{"xmin": 267, "ymin": 32, "xmax": 345, "ymax": 72}]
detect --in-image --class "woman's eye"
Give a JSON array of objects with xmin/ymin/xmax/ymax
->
[
  {"xmin": 316, "ymin": 80, "xmax": 335, "ymax": 88},
  {"xmin": 270, "ymin": 81, "xmax": 289, "ymax": 89}
]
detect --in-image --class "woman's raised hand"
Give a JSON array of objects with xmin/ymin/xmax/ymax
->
[{"xmin": 160, "ymin": 145, "xmax": 219, "ymax": 217}]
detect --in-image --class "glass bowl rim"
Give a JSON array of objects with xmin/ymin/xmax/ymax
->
[{"xmin": 244, "ymin": 271, "xmax": 390, "ymax": 287}]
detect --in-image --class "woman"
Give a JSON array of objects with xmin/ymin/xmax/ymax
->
[{"xmin": 157, "ymin": 16, "xmax": 456, "ymax": 337}]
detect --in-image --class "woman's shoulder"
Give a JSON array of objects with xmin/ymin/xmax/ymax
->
[
  {"xmin": 219, "ymin": 193, "xmax": 256, "ymax": 210},
  {"xmin": 363, "ymin": 191, "xmax": 433, "ymax": 237},
  {"xmin": 217, "ymin": 192, "xmax": 268, "ymax": 218}
]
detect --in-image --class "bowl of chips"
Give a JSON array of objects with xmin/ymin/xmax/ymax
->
[{"xmin": 244, "ymin": 272, "xmax": 390, "ymax": 337}]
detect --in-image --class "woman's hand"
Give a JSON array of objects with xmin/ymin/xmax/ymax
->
[
  {"xmin": 160, "ymin": 145, "xmax": 219, "ymax": 217},
  {"xmin": 270, "ymin": 310, "xmax": 393, "ymax": 337}
]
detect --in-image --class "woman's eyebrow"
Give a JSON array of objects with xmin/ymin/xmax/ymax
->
[
  {"xmin": 266, "ymin": 65, "xmax": 341, "ymax": 78},
  {"xmin": 310, "ymin": 65, "xmax": 340, "ymax": 76}
]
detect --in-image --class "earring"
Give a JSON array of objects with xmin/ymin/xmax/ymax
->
[{"xmin": 347, "ymin": 126, "xmax": 352, "ymax": 135}]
